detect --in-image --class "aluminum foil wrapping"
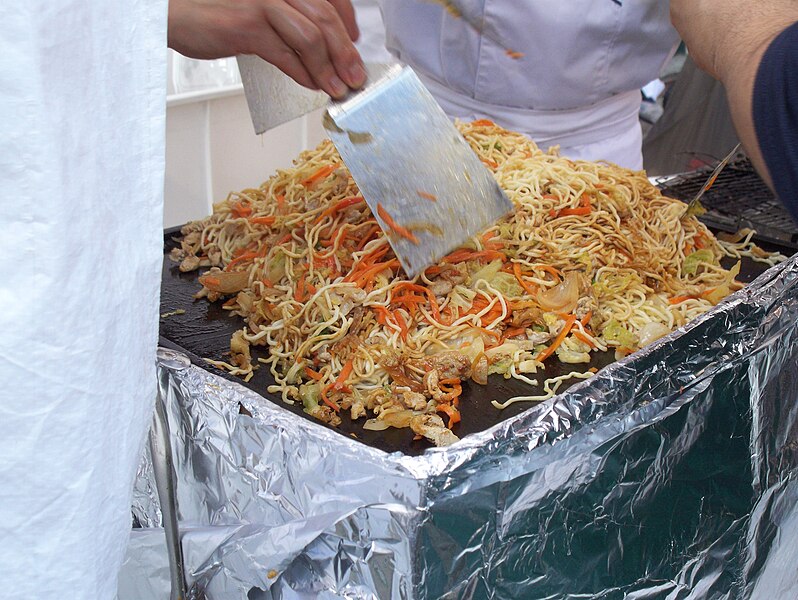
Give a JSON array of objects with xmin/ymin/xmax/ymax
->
[{"xmin": 123, "ymin": 255, "xmax": 798, "ymax": 599}]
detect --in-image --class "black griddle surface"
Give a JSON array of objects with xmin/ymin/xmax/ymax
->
[{"xmin": 159, "ymin": 227, "xmax": 784, "ymax": 456}]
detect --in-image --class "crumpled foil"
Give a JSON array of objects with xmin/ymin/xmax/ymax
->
[{"xmin": 123, "ymin": 255, "xmax": 798, "ymax": 599}]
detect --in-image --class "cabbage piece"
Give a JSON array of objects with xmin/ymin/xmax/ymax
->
[
  {"xmin": 683, "ymin": 249, "xmax": 717, "ymax": 276},
  {"xmin": 299, "ymin": 382, "xmax": 321, "ymax": 413},
  {"xmin": 470, "ymin": 260, "xmax": 503, "ymax": 286},
  {"xmin": 602, "ymin": 319, "xmax": 639, "ymax": 348},
  {"xmin": 703, "ymin": 261, "xmax": 742, "ymax": 304},
  {"xmin": 555, "ymin": 346, "xmax": 591, "ymax": 364},
  {"xmin": 592, "ymin": 269, "xmax": 642, "ymax": 298},
  {"xmin": 268, "ymin": 252, "xmax": 287, "ymax": 283},
  {"xmin": 470, "ymin": 260, "xmax": 523, "ymax": 297},
  {"xmin": 684, "ymin": 199, "xmax": 707, "ymax": 218},
  {"xmin": 638, "ymin": 322, "xmax": 671, "ymax": 346}
]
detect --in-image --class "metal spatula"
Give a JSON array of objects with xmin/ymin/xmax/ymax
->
[
  {"xmin": 682, "ymin": 143, "xmax": 742, "ymax": 219},
  {"xmin": 237, "ymin": 57, "xmax": 513, "ymax": 278}
]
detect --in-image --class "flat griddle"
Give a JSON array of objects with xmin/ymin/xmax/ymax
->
[
  {"xmin": 657, "ymin": 157, "xmax": 798, "ymax": 250},
  {"xmin": 159, "ymin": 226, "xmax": 786, "ymax": 456}
]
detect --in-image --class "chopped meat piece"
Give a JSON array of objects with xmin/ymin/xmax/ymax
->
[
  {"xmin": 350, "ymin": 400, "xmax": 366, "ymax": 420},
  {"xmin": 441, "ymin": 264, "xmax": 468, "ymax": 285},
  {"xmin": 179, "ymin": 255, "xmax": 201, "ymax": 273},
  {"xmin": 525, "ymin": 331, "xmax": 551, "ymax": 345},
  {"xmin": 230, "ymin": 330, "xmax": 252, "ymax": 370},
  {"xmin": 199, "ymin": 268, "xmax": 250, "ymax": 295},
  {"xmin": 575, "ymin": 295, "xmax": 597, "ymax": 321},
  {"xmin": 348, "ymin": 306, "xmax": 365, "ymax": 334},
  {"xmin": 409, "ymin": 351, "xmax": 471, "ymax": 380},
  {"xmin": 410, "ymin": 414, "xmax": 459, "ymax": 447},
  {"xmin": 398, "ymin": 388, "xmax": 428, "ymax": 411},
  {"xmin": 428, "ymin": 279, "xmax": 453, "ymax": 297},
  {"xmin": 510, "ymin": 307, "xmax": 543, "ymax": 329},
  {"xmin": 307, "ymin": 405, "xmax": 342, "ymax": 427},
  {"xmin": 331, "ymin": 333, "xmax": 363, "ymax": 359}
]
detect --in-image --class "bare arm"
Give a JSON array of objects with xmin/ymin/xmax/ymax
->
[
  {"xmin": 168, "ymin": 0, "xmax": 366, "ymax": 98},
  {"xmin": 670, "ymin": 0, "xmax": 798, "ymax": 188}
]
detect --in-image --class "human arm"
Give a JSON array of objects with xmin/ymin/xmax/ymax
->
[
  {"xmin": 670, "ymin": 0, "xmax": 798, "ymax": 196},
  {"xmin": 168, "ymin": 0, "xmax": 366, "ymax": 98}
]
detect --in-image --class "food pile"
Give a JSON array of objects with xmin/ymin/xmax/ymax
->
[{"xmin": 172, "ymin": 120, "xmax": 758, "ymax": 446}]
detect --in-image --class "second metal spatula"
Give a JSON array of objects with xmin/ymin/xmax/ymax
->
[{"xmin": 237, "ymin": 57, "xmax": 513, "ymax": 278}]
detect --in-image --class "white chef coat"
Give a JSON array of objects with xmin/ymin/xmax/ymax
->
[
  {"xmin": 382, "ymin": 0, "xmax": 680, "ymax": 169},
  {"xmin": 352, "ymin": 0, "xmax": 394, "ymax": 64},
  {"xmin": 0, "ymin": 1, "xmax": 166, "ymax": 598}
]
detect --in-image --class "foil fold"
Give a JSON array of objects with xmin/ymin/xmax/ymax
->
[{"xmin": 124, "ymin": 255, "xmax": 798, "ymax": 599}]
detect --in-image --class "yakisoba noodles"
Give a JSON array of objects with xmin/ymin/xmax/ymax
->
[{"xmin": 172, "ymin": 120, "xmax": 779, "ymax": 447}]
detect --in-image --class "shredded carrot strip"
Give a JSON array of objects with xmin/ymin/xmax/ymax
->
[
  {"xmin": 471, "ymin": 119, "xmax": 496, "ymax": 127},
  {"xmin": 302, "ymin": 164, "xmax": 337, "ymax": 187},
  {"xmin": 505, "ymin": 49, "xmax": 525, "ymax": 59},
  {"xmin": 669, "ymin": 295, "xmax": 699, "ymax": 305},
  {"xmin": 436, "ymin": 403, "xmax": 461, "ymax": 428},
  {"xmin": 356, "ymin": 224, "xmax": 381, "ymax": 250},
  {"xmin": 536, "ymin": 314, "xmax": 577, "ymax": 362},
  {"xmin": 512, "ymin": 262, "xmax": 537, "ymax": 296},
  {"xmin": 304, "ymin": 366, "xmax": 323, "ymax": 381},
  {"xmin": 334, "ymin": 359, "xmax": 354, "ymax": 391},
  {"xmin": 376, "ymin": 203, "xmax": 420, "ymax": 245},
  {"xmin": 443, "ymin": 248, "xmax": 506, "ymax": 264},
  {"xmin": 371, "ymin": 305, "xmax": 392, "ymax": 327},
  {"xmin": 225, "ymin": 251, "xmax": 258, "ymax": 271},
  {"xmin": 393, "ymin": 310, "xmax": 409, "ymax": 341},
  {"xmin": 580, "ymin": 310, "xmax": 593, "ymax": 328},
  {"xmin": 353, "ymin": 259, "xmax": 400, "ymax": 288},
  {"xmin": 416, "ymin": 190, "xmax": 438, "ymax": 202},
  {"xmin": 316, "ymin": 196, "xmax": 364, "ymax": 223},
  {"xmin": 551, "ymin": 194, "xmax": 592, "ymax": 218},
  {"xmin": 230, "ymin": 201, "xmax": 252, "ymax": 218},
  {"xmin": 320, "ymin": 384, "xmax": 340, "ymax": 412},
  {"xmin": 503, "ymin": 326, "xmax": 527, "ymax": 340},
  {"xmin": 481, "ymin": 231, "xmax": 504, "ymax": 251},
  {"xmin": 393, "ymin": 282, "xmax": 441, "ymax": 322},
  {"xmin": 249, "ymin": 215, "xmax": 276, "ymax": 226},
  {"xmin": 535, "ymin": 264, "xmax": 563, "ymax": 281},
  {"xmin": 294, "ymin": 279, "xmax": 306, "ymax": 302}
]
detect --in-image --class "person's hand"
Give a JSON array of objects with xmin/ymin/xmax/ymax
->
[{"xmin": 168, "ymin": 0, "xmax": 366, "ymax": 98}]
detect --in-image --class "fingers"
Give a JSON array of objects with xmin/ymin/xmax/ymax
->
[
  {"xmin": 167, "ymin": 0, "xmax": 366, "ymax": 98},
  {"xmin": 280, "ymin": 0, "xmax": 366, "ymax": 94},
  {"xmin": 326, "ymin": 0, "xmax": 360, "ymax": 41}
]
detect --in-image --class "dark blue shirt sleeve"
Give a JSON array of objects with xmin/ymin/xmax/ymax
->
[{"xmin": 752, "ymin": 20, "xmax": 798, "ymax": 223}]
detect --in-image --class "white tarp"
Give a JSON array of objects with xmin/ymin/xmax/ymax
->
[{"xmin": 0, "ymin": 1, "xmax": 166, "ymax": 598}]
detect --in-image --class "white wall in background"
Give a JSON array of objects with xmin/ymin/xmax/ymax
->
[{"xmin": 163, "ymin": 52, "xmax": 327, "ymax": 228}]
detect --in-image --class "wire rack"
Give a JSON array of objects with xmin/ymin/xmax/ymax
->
[{"xmin": 656, "ymin": 157, "xmax": 798, "ymax": 249}]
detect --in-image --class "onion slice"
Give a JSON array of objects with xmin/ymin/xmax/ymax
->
[{"xmin": 537, "ymin": 272, "xmax": 580, "ymax": 313}]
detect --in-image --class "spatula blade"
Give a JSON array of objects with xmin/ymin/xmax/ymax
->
[
  {"xmin": 326, "ymin": 64, "xmax": 513, "ymax": 278},
  {"xmin": 237, "ymin": 55, "xmax": 327, "ymax": 135}
]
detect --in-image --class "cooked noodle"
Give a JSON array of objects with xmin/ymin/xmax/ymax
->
[{"xmin": 171, "ymin": 120, "xmax": 780, "ymax": 445}]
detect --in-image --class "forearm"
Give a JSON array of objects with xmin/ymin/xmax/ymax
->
[{"xmin": 671, "ymin": 1, "xmax": 798, "ymax": 188}]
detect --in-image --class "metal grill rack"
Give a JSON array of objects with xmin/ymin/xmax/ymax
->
[{"xmin": 656, "ymin": 157, "xmax": 798, "ymax": 250}]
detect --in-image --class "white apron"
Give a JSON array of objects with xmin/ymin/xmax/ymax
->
[
  {"xmin": 382, "ymin": 0, "xmax": 679, "ymax": 169},
  {"xmin": 0, "ymin": 1, "xmax": 166, "ymax": 598}
]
